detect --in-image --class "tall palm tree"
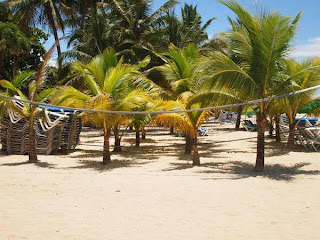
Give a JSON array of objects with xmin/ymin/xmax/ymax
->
[
  {"xmin": 66, "ymin": 0, "xmax": 99, "ymax": 31},
  {"xmin": 5, "ymin": 0, "xmax": 72, "ymax": 66},
  {"xmin": 180, "ymin": 4, "xmax": 215, "ymax": 46},
  {"xmin": 105, "ymin": 0, "xmax": 177, "ymax": 62},
  {"xmin": 0, "ymin": 43, "xmax": 57, "ymax": 162},
  {"xmin": 64, "ymin": 5, "xmax": 121, "ymax": 62},
  {"xmin": 159, "ymin": 4, "xmax": 215, "ymax": 48},
  {"xmin": 207, "ymin": 0, "xmax": 302, "ymax": 171},
  {"xmin": 51, "ymin": 48, "xmax": 154, "ymax": 164},
  {"xmin": 276, "ymin": 58, "xmax": 320, "ymax": 148}
]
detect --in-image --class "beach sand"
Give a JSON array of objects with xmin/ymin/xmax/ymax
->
[{"xmin": 1, "ymin": 123, "xmax": 320, "ymax": 240}]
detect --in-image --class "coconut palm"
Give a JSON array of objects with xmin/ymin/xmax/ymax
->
[
  {"xmin": 275, "ymin": 58, "xmax": 320, "ymax": 148},
  {"xmin": 152, "ymin": 44, "xmax": 239, "ymax": 165},
  {"xmin": 0, "ymin": 43, "xmax": 57, "ymax": 162},
  {"xmin": 153, "ymin": 44, "xmax": 208, "ymax": 154},
  {"xmin": 158, "ymin": 4, "xmax": 215, "ymax": 48},
  {"xmin": 51, "ymin": 48, "xmax": 154, "ymax": 164},
  {"xmin": 105, "ymin": 0, "xmax": 177, "ymax": 62},
  {"xmin": 180, "ymin": 4, "xmax": 215, "ymax": 46},
  {"xmin": 206, "ymin": 0, "xmax": 302, "ymax": 171},
  {"xmin": 65, "ymin": 5, "xmax": 121, "ymax": 61},
  {"xmin": 4, "ymin": 0, "xmax": 72, "ymax": 66}
]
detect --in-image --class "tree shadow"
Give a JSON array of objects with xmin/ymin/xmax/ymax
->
[
  {"xmin": 66, "ymin": 159, "xmax": 150, "ymax": 172},
  {"xmin": 162, "ymin": 161, "xmax": 320, "ymax": 181},
  {"xmin": 248, "ymin": 139, "xmax": 318, "ymax": 157},
  {"xmin": 1, "ymin": 161, "xmax": 56, "ymax": 169},
  {"xmin": 198, "ymin": 161, "xmax": 320, "ymax": 181}
]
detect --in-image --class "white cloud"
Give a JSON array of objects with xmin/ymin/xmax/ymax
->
[{"xmin": 290, "ymin": 37, "xmax": 320, "ymax": 58}]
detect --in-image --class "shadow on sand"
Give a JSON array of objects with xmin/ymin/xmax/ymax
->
[
  {"xmin": 1, "ymin": 161, "xmax": 56, "ymax": 169},
  {"xmin": 162, "ymin": 161, "xmax": 320, "ymax": 181}
]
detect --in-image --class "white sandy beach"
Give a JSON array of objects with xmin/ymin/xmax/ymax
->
[{"xmin": 1, "ymin": 123, "xmax": 320, "ymax": 240}]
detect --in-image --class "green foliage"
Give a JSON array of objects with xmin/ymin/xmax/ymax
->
[
  {"xmin": 52, "ymin": 48, "xmax": 156, "ymax": 127},
  {"xmin": 0, "ymin": 6, "xmax": 48, "ymax": 80},
  {"xmin": 158, "ymin": 4, "xmax": 215, "ymax": 49}
]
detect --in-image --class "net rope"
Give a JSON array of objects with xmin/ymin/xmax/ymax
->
[{"xmin": 0, "ymin": 84, "xmax": 320, "ymax": 115}]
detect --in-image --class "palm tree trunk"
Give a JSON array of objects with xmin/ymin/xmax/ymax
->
[
  {"xmin": 287, "ymin": 123, "xmax": 296, "ymax": 148},
  {"xmin": 275, "ymin": 115, "xmax": 281, "ymax": 143},
  {"xmin": 142, "ymin": 127, "xmax": 146, "ymax": 140},
  {"xmin": 170, "ymin": 126, "xmax": 174, "ymax": 135},
  {"xmin": 103, "ymin": 127, "xmax": 111, "ymax": 164},
  {"xmin": 185, "ymin": 134, "xmax": 192, "ymax": 154},
  {"xmin": 254, "ymin": 113, "xmax": 267, "ymax": 172},
  {"xmin": 46, "ymin": 9, "xmax": 62, "ymax": 67},
  {"xmin": 113, "ymin": 125, "xmax": 121, "ymax": 152},
  {"xmin": 28, "ymin": 116, "xmax": 38, "ymax": 163},
  {"xmin": 269, "ymin": 119, "xmax": 274, "ymax": 137},
  {"xmin": 135, "ymin": 130, "xmax": 140, "ymax": 147},
  {"xmin": 192, "ymin": 129, "xmax": 200, "ymax": 166},
  {"xmin": 235, "ymin": 106, "xmax": 242, "ymax": 130}
]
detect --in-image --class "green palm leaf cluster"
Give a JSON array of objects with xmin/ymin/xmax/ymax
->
[
  {"xmin": 0, "ymin": 42, "xmax": 57, "ymax": 162},
  {"xmin": 205, "ymin": 0, "xmax": 309, "ymax": 171},
  {"xmin": 158, "ymin": 4, "xmax": 215, "ymax": 48},
  {"xmin": 51, "ymin": 48, "xmax": 157, "ymax": 163}
]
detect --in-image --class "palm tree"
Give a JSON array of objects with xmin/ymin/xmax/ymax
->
[
  {"xmin": 66, "ymin": 0, "xmax": 99, "ymax": 31},
  {"xmin": 65, "ymin": 4, "xmax": 121, "ymax": 61},
  {"xmin": 51, "ymin": 48, "xmax": 154, "ymax": 164},
  {"xmin": 152, "ymin": 44, "xmax": 238, "ymax": 165},
  {"xmin": 130, "ymin": 99, "xmax": 163, "ymax": 147},
  {"xmin": 180, "ymin": 4, "xmax": 215, "ymax": 46},
  {"xmin": 159, "ymin": 4, "xmax": 215, "ymax": 48},
  {"xmin": 276, "ymin": 58, "xmax": 320, "ymax": 148},
  {"xmin": 0, "ymin": 43, "xmax": 57, "ymax": 162},
  {"xmin": 153, "ymin": 44, "xmax": 208, "ymax": 154},
  {"xmin": 207, "ymin": 0, "xmax": 302, "ymax": 171},
  {"xmin": 105, "ymin": 0, "xmax": 177, "ymax": 62},
  {"xmin": 5, "ymin": 0, "xmax": 72, "ymax": 66}
]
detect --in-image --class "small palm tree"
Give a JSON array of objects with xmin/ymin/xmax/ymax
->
[
  {"xmin": 207, "ymin": 0, "xmax": 303, "ymax": 171},
  {"xmin": 153, "ymin": 44, "xmax": 238, "ymax": 165},
  {"xmin": 130, "ymin": 99, "xmax": 163, "ymax": 147},
  {"xmin": 154, "ymin": 101, "xmax": 208, "ymax": 165},
  {"xmin": 275, "ymin": 58, "xmax": 320, "ymax": 148},
  {"xmin": 0, "ymin": 43, "xmax": 57, "ymax": 162},
  {"xmin": 154, "ymin": 44, "xmax": 208, "ymax": 154},
  {"xmin": 52, "ymin": 48, "xmax": 154, "ymax": 164}
]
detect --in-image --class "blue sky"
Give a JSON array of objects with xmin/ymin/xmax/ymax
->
[
  {"xmin": 153, "ymin": 0, "xmax": 320, "ymax": 59},
  {"xmin": 44, "ymin": 0, "xmax": 320, "ymax": 60}
]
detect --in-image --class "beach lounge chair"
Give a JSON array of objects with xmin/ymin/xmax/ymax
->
[
  {"xmin": 242, "ymin": 120, "xmax": 258, "ymax": 132},
  {"xmin": 298, "ymin": 127, "xmax": 320, "ymax": 152},
  {"xmin": 198, "ymin": 127, "xmax": 208, "ymax": 136}
]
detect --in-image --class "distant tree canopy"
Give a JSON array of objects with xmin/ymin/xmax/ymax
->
[{"xmin": 0, "ymin": 6, "xmax": 48, "ymax": 80}]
